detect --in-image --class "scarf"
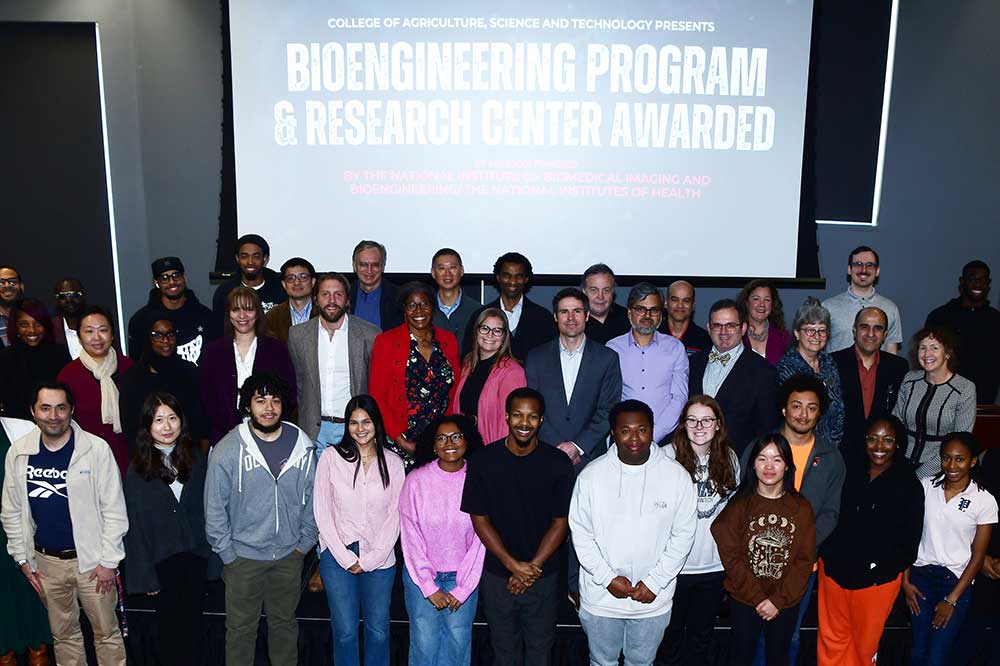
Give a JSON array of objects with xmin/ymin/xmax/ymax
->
[{"xmin": 78, "ymin": 348, "xmax": 122, "ymax": 434}]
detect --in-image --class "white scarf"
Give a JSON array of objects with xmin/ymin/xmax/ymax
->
[{"xmin": 77, "ymin": 349, "xmax": 122, "ymax": 434}]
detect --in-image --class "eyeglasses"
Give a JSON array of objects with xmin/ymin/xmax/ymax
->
[
  {"xmin": 865, "ymin": 434, "xmax": 896, "ymax": 444},
  {"xmin": 850, "ymin": 261, "xmax": 877, "ymax": 270},
  {"xmin": 685, "ymin": 416, "xmax": 718, "ymax": 429},
  {"xmin": 405, "ymin": 301, "xmax": 432, "ymax": 312},
  {"xmin": 150, "ymin": 330, "xmax": 178, "ymax": 340},
  {"xmin": 56, "ymin": 290, "xmax": 84, "ymax": 299},
  {"xmin": 478, "ymin": 325, "xmax": 506, "ymax": 338},
  {"xmin": 0, "ymin": 278, "xmax": 21, "ymax": 287},
  {"xmin": 709, "ymin": 322, "xmax": 740, "ymax": 332},
  {"xmin": 630, "ymin": 305, "xmax": 662, "ymax": 317},
  {"xmin": 157, "ymin": 272, "xmax": 184, "ymax": 283},
  {"xmin": 435, "ymin": 432, "xmax": 465, "ymax": 444},
  {"xmin": 799, "ymin": 327, "xmax": 829, "ymax": 339},
  {"xmin": 283, "ymin": 273, "xmax": 313, "ymax": 284}
]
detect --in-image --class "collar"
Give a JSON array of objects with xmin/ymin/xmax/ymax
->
[
  {"xmin": 290, "ymin": 300, "xmax": 312, "ymax": 316},
  {"xmin": 560, "ymin": 338, "xmax": 586, "ymax": 357},
  {"xmin": 437, "ymin": 289, "xmax": 462, "ymax": 312},
  {"xmin": 854, "ymin": 346, "xmax": 880, "ymax": 368},
  {"xmin": 846, "ymin": 286, "xmax": 878, "ymax": 302},
  {"xmin": 710, "ymin": 343, "xmax": 744, "ymax": 362},
  {"xmin": 628, "ymin": 329, "xmax": 662, "ymax": 348},
  {"xmin": 501, "ymin": 295, "xmax": 523, "ymax": 314},
  {"xmin": 358, "ymin": 283, "xmax": 382, "ymax": 299}
]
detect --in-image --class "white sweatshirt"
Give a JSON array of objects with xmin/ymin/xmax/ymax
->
[{"xmin": 569, "ymin": 445, "xmax": 697, "ymax": 619}]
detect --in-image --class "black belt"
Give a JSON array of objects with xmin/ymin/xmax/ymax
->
[
  {"xmin": 35, "ymin": 545, "xmax": 77, "ymax": 560},
  {"xmin": 321, "ymin": 416, "xmax": 345, "ymax": 424}
]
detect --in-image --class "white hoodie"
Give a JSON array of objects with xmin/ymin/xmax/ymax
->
[{"xmin": 569, "ymin": 444, "xmax": 697, "ymax": 619}]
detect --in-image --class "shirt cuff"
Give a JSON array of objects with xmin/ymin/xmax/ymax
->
[{"xmin": 571, "ymin": 442, "xmax": 584, "ymax": 457}]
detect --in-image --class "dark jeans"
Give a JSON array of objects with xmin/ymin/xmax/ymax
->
[
  {"xmin": 752, "ymin": 571, "xmax": 814, "ymax": 666},
  {"xmin": 909, "ymin": 564, "xmax": 972, "ymax": 666},
  {"xmin": 728, "ymin": 599, "xmax": 801, "ymax": 666},
  {"xmin": 479, "ymin": 570, "xmax": 558, "ymax": 666},
  {"xmin": 152, "ymin": 552, "xmax": 207, "ymax": 665},
  {"xmin": 657, "ymin": 570, "xmax": 726, "ymax": 666}
]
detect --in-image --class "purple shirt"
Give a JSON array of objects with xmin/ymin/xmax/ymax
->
[{"xmin": 607, "ymin": 330, "xmax": 690, "ymax": 442}]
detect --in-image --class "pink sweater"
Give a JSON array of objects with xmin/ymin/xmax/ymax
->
[
  {"xmin": 313, "ymin": 447, "xmax": 405, "ymax": 571},
  {"xmin": 399, "ymin": 461, "xmax": 485, "ymax": 603},
  {"xmin": 451, "ymin": 357, "xmax": 527, "ymax": 444}
]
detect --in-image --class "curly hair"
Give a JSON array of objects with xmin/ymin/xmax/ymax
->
[
  {"xmin": 736, "ymin": 279, "xmax": 787, "ymax": 331},
  {"xmin": 671, "ymin": 396, "xmax": 738, "ymax": 498}
]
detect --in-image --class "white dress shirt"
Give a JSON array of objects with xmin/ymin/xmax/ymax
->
[
  {"xmin": 234, "ymin": 337, "xmax": 258, "ymax": 406},
  {"xmin": 702, "ymin": 342, "xmax": 743, "ymax": 398},
  {"xmin": 502, "ymin": 296, "xmax": 525, "ymax": 333},
  {"xmin": 318, "ymin": 316, "xmax": 351, "ymax": 418}
]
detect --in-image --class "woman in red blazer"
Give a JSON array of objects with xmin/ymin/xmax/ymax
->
[{"xmin": 368, "ymin": 282, "xmax": 460, "ymax": 463}]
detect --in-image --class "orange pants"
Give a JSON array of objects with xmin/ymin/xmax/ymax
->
[{"xmin": 817, "ymin": 559, "xmax": 901, "ymax": 666}]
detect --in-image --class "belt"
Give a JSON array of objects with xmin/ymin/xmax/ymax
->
[
  {"xmin": 35, "ymin": 545, "xmax": 77, "ymax": 560},
  {"xmin": 321, "ymin": 416, "xmax": 345, "ymax": 424}
]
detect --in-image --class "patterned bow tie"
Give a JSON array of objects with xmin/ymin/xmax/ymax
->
[{"xmin": 708, "ymin": 351, "xmax": 731, "ymax": 367}]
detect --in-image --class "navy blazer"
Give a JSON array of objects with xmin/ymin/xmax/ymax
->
[
  {"xmin": 689, "ymin": 348, "xmax": 778, "ymax": 456},
  {"xmin": 524, "ymin": 337, "xmax": 622, "ymax": 464},
  {"xmin": 832, "ymin": 347, "xmax": 909, "ymax": 464},
  {"xmin": 349, "ymin": 278, "xmax": 404, "ymax": 331}
]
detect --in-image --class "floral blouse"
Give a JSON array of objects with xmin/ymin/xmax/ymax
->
[{"xmin": 401, "ymin": 332, "xmax": 455, "ymax": 466}]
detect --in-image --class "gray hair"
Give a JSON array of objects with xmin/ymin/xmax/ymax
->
[
  {"xmin": 791, "ymin": 297, "xmax": 831, "ymax": 331},
  {"xmin": 352, "ymin": 240, "xmax": 387, "ymax": 265},
  {"xmin": 627, "ymin": 282, "xmax": 662, "ymax": 308},
  {"xmin": 581, "ymin": 263, "xmax": 615, "ymax": 289}
]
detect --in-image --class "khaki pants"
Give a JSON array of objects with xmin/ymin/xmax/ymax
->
[{"xmin": 35, "ymin": 552, "xmax": 126, "ymax": 666}]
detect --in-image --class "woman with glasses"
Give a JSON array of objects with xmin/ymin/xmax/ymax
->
[
  {"xmin": 776, "ymin": 297, "xmax": 845, "ymax": 448},
  {"xmin": 659, "ymin": 396, "xmax": 740, "ymax": 666},
  {"xmin": 199, "ymin": 286, "xmax": 296, "ymax": 444},
  {"xmin": 119, "ymin": 317, "xmax": 208, "ymax": 451},
  {"xmin": 892, "ymin": 326, "xmax": 976, "ymax": 480},
  {"xmin": 737, "ymin": 280, "xmax": 793, "ymax": 366},
  {"xmin": 400, "ymin": 414, "xmax": 485, "ymax": 666},
  {"xmin": 817, "ymin": 414, "xmax": 923, "ymax": 666},
  {"xmin": 313, "ymin": 395, "xmax": 405, "ymax": 666},
  {"xmin": 57, "ymin": 304, "xmax": 133, "ymax": 474},
  {"xmin": 369, "ymin": 282, "xmax": 461, "ymax": 470},
  {"xmin": 0, "ymin": 299, "xmax": 70, "ymax": 420},
  {"xmin": 450, "ymin": 308, "xmax": 526, "ymax": 445}
]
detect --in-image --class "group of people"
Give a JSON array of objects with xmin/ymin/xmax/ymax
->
[{"xmin": 0, "ymin": 237, "xmax": 998, "ymax": 666}]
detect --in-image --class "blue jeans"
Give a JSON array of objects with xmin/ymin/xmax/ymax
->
[
  {"xmin": 752, "ymin": 571, "xmax": 814, "ymax": 666},
  {"xmin": 402, "ymin": 568, "xmax": 478, "ymax": 666},
  {"xmin": 317, "ymin": 420, "xmax": 345, "ymax": 458},
  {"xmin": 579, "ymin": 608, "xmax": 671, "ymax": 666},
  {"xmin": 909, "ymin": 565, "xmax": 972, "ymax": 666},
  {"xmin": 319, "ymin": 544, "xmax": 395, "ymax": 666}
]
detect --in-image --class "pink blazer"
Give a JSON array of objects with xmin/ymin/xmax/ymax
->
[{"xmin": 451, "ymin": 357, "xmax": 527, "ymax": 444}]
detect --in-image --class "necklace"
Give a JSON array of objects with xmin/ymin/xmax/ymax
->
[
  {"xmin": 748, "ymin": 320, "xmax": 769, "ymax": 342},
  {"xmin": 756, "ymin": 487, "xmax": 785, "ymax": 499}
]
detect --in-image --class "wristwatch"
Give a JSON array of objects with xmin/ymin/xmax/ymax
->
[
  {"xmin": 16, "ymin": 559, "xmax": 26, "ymax": 567},
  {"xmin": 943, "ymin": 597, "xmax": 957, "ymax": 607}
]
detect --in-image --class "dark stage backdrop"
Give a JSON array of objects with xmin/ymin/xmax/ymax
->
[{"xmin": 0, "ymin": 22, "xmax": 121, "ymax": 329}]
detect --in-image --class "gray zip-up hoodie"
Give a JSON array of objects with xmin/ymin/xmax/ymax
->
[{"xmin": 204, "ymin": 420, "xmax": 318, "ymax": 563}]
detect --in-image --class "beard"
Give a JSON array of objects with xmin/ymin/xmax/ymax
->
[
  {"xmin": 163, "ymin": 289, "xmax": 184, "ymax": 301},
  {"xmin": 251, "ymin": 415, "xmax": 282, "ymax": 434},
  {"xmin": 320, "ymin": 305, "xmax": 346, "ymax": 323},
  {"xmin": 633, "ymin": 324, "xmax": 656, "ymax": 335}
]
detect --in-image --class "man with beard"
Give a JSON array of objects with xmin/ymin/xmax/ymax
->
[
  {"xmin": 212, "ymin": 234, "xmax": 287, "ymax": 317},
  {"xmin": 287, "ymin": 273, "xmax": 380, "ymax": 455},
  {"xmin": 659, "ymin": 280, "xmax": 712, "ymax": 356},
  {"xmin": 463, "ymin": 252, "xmax": 558, "ymax": 360},
  {"xmin": 266, "ymin": 258, "xmax": 318, "ymax": 343},
  {"xmin": 0, "ymin": 265, "xmax": 25, "ymax": 347},
  {"xmin": 740, "ymin": 373, "xmax": 845, "ymax": 666},
  {"xmin": 925, "ymin": 259, "xmax": 1000, "ymax": 403},
  {"xmin": 204, "ymin": 372, "xmax": 318, "ymax": 666},
  {"xmin": 607, "ymin": 283, "xmax": 689, "ymax": 444},
  {"xmin": 461, "ymin": 387, "xmax": 575, "ymax": 666},
  {"xmin": 823, "ymin": 246, "xmax": 902, "ymax": 353},
  {"xmin": 127, "ymin": 257, "xmax": 218, "ymax": 364},
  {"xmin": 51, "ymin": 278, "xmax": 87, "ymax": 359},
  {"xmin": 1, "ymin": 381, "xmax": 128, "ymax": 665}
]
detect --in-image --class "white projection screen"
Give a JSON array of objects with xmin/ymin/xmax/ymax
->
[{"xmin": 229, "ymin": 1, "xmax": 814, "ymax": 277}]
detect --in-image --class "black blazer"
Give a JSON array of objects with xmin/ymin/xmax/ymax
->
[
  {"xmin": 525, "ymin": 337, "xmax": 622, "ymax": 464},
  {"xmin": 349, "ymin": 278, "xmax": 403, "ymax": 331},
  {"xmin": 464, "ymin": 296, "xmax": 558, "ymax": 361},
  {"xmin": 689, "ymin": 348, "xmax": 778, "ymax": 456},
  {"xmin": 832, "ymin": 347, "xmax": 909, "ymax": 464}
]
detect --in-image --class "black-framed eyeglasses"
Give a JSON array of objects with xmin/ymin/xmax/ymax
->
[
  {"xmin": 405, "ymin": 301, "xmax": 432, "ymax": 312},
  {"xmin": 150, "ymin": 331, "xmax": 178, "ymax": 340},
  {"xmin": 56, "ymin": 290, "xmax": 84, "ymax": 300},
  {"xmin": 685, "ymin": 416, "xmax": 718, "ymax": 429},
  {"xmin": 0, "ymin": 278, "xmax": 21, "ymax": 287},
  {"xmin": 157, "ymin": 272, "xmax": 184, "ymax": 283},
  {"xmin": 850, "ymin": 261, "xmax": 877, "ymax": 270},
  {"xmin": 283, "ymin": 273, "xmax": 313, "ymax": 284},
  {"xmin": 709, "ymin": 322, "xmax": 740, "ymax": 332},
  {"xmin": 435, "ymin": 432, "xmax": 465, "ymax": 444},
  {"xmin": 477, "ymin": 325, "xmax": 506, "ymax": 338},
  {"xmin": 630, "ymin": 305, "xmax": 662, "ymax": 317}
]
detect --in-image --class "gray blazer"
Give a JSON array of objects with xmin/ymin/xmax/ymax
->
[
  {"xmin": 287, "ymin": 315, "xmax": 380, "ymax": 440},
  {"xmin": 525, "ymin": 337, "xmax": 622, "ymax": 465}
]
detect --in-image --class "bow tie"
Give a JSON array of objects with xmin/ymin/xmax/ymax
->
[{"xmin": 709, "ymin": 351, "xmax": 731, "ymax": 367}]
